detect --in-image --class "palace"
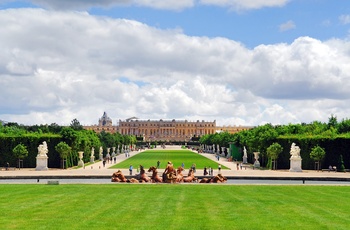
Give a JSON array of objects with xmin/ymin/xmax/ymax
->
[{"xmin": 83, "ymin": 112, "xmax": 252, "ymax": 142}]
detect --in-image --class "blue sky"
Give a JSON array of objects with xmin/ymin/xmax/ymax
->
[
  {"xmin": 1, "ymin": 0, "xmax": 350, "ymax": 126},
  {"xmin": 2, "ymin": 0, "xmax": 349, "ymax": 47},
  {"xmin": 91, "ymin": 1, "xmax": 349, "ymax": 47}
]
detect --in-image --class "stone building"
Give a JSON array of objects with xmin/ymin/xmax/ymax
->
[
  {"xmin": 118, "ymin": 118, "xmax": 216, "ymax": 142},
  {"xmin": 84, "ymin": 112, "xmax": 252, "ymax": 141},
  {"xmin": 83, "ymin": 112, "xmax": 118, "ymax": 133}
]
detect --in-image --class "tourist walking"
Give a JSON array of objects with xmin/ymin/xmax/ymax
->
[
  {"xmin": 204, "ymin": 167, "xmax": 208, "ymax": 176},
  {"xmin": 129, "ymin": 165, "xmax": 133, "ymax": 175},
  {"xmin": 157, "ymin": 160, "xmax": 160, "ymax": 169},
  {"xmin": 218, "ymin": 164, "xmax": 221, "ymax": 173}
]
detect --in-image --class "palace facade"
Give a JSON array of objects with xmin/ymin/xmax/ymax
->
[{"xmin": 83, "ymin": 112, "xmax": 252, "ymax": 141}]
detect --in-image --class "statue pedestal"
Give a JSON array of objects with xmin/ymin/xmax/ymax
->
[
  {"xmin": 290, "ymin": 157, "xmax": 302, "ymax": 172},
  {"xmin": 243, "ymin": 156, "xmax": 248, "ymax": 164},
  {"xmin": 253, "ymin": 160, "xmax": 260, "ymax": 168},
  {"xmin": 36, "ymin": 155, "xmax": 48, "ymax": 171},
  {"xmin": 90, "ymin": 156, "xmax": 95, "ymax": 164},
  {"xmin": 78, "ymin": 160, "xmax": 84, "ymax": 167}
]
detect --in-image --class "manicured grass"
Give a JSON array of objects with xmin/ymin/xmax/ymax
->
[
  {"xmin": 0, "ymin": 184, "xmax": 349, "ymax": 229},
  {"xmin": 110, "ymin": 149, "xmax": 229, "ymax": 170}
]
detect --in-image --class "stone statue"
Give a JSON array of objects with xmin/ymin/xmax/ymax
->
[
  {"xmin": 91, "ymin": 147, "xmax": 95, "ymax": 157},
  {"xmin": 36, "ymin": 141, "xmax": 48, "ymax": 171},
  {"xmin": 37, "ymin": 141, "xmax": 48, "ymax": 156},
  {"xmin": 290, "ymin": 143, "xmax": 301, "ymax": 158},
  {"xmin": 90, "ymin": 147, "xmax": 95, "ymax": 163},
  {"xmin": 243, "ymin": 146, "xmax": 248, "ymax": 164}
]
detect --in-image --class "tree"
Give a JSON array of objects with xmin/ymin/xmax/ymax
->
[
  {"xmin": 13, "ymin": 143, "xmax": 28, "ymax": 169},
  {"xmin": 70, "ymin": 118, "xmax": 83, "ymax": 131},
  {"xmin": 266, "ymin": 142, "xmax": 283, "ymax": 170},
  {"xmin": 55, "ymin": 142, "xmax": 72, "ymax": 169},
  {"xmin": 310, "ymin": 145, "xmax": 326, "ymax": 171}
]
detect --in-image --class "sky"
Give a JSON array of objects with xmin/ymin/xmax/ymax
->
[{"xmin": 1, "ymin": 0, "xmax": 350, "ymax": 127}]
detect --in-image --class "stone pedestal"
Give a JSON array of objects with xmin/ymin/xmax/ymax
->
[
  {"xmin": 36, "ymin": 155, "xmax": 48, "ymax": 171},
  {"xmin": 243, "ymin": 156, "xmax": 248, "ymax": 164},
  {"xmin": 253, "ymin": 160, "xmax": 260, "ymax": 168},
  {"xmin": 90, "ymin": 155, "xmax": 95, "ymax": 164},
  {"xmin": 78, "ymin": 151, "xmax": 84, "ymax": 167},
  {"xmin": 253, "ymin": 152, "xmax": 260, "ymax": 168},
  {"xmin": 290, "ymin": 157, "xmax": 302, "ymax": 172}
]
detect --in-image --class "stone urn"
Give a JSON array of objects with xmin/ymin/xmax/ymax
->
[{"xmin": 78, "ymin": 151, "xmax": 84, "ymax": 167}]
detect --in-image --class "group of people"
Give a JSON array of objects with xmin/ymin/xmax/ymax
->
[{"xmin": 203, "ymin": 166, "xmax": 214, "ymax": 176}]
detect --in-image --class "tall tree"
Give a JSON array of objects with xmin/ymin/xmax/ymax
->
[
  {"xmin": 310, "ymin": 145, "xmax": 326, "ymax": 171},
  {"xmin": 13, "ymin": 143, "xmax": 28, "ymax": 169},
  {"xmin": 266, "ymin": 142, "xmax": 283, "ymax": 170},
  {"xmin": 55, "ymin": 142, "xmax": 72, "ymax": 169},
  {"xmin": 70, "ymin": 118, "xmax": 83, "ymax": 131}
]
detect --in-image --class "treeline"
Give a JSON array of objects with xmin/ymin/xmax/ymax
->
[
  {"xmin": 0, "ymin": 119, "xmax": 137, "ymax": 168},
  {"xmin": 199, "ymin": 115, "xmax": 350, "ymax": 170}
]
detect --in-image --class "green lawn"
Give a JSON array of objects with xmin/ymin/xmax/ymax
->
[
  {"xmin": 110, "ymin": 149, "xmax": 229, "ymax": 170},
  {"xmin": 0, "ymin": 184, "xmax": 349, "ymax": 229}
]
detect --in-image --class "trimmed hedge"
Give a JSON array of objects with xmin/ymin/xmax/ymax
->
[
  {"xmin": 275, "ymin": 136, "xmax": 350, "ymax": 170},
  {"xmin": 0, "ymin": 134, "xmax": 62, "ymax": 168}
]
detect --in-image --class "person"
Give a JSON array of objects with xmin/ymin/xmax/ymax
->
[
  {"xmin": 129, "ymin": 165, "xmax": 133, "ymax": 175},
  {"xmin": 240, "ymin": 162, "xmax": 243, "ymax": 170},
  {"xmin": 204, "ymin": 166, "xmax": 208, "ymax": 176},
  {"xmin": 181, "ymin": 162, "xmax": 185, "ymax": 169},
  {"xmin": 210, "ymin": 167, "xmax": 213, "ymax": 176},
  {"xmin": 236, "ymin": 163, "xmax": 239, "ymax": 170},
  {"xmin": 157, "ymin": 160, "xmax": 160, "ymax": 169},
  {"xmin": 218, "ymin": 164, "xmax": 222, "ymax": 173},
  {"xmin": 208, "ymin": 166, "xmax": 212, "ymax": 175},
  {"xmin": 102, "ymin": 159, "xmax": 106, "ymax": 167},
  {"xmin": 5, "ymin": 162, "xmax": 9, "ymax": 170}
]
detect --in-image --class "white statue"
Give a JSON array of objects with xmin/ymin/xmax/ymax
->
[
  {"xmin": 243, "ymin": 146, "xmax": 247, "ymax": 158},
  {"xmin": 91, "ymin": 147, "xmax": 95, "ymax": 157},
  {"xmin": 37, "ymin": 141, "xmax": 48, "ymax": 156},
  {"xmin": 99, "ymin": 146, "xmax": 103, "ymax": 155},
  {"xmin": 290, "ymin": 143, "xmax": 301, "ymax": 158}
]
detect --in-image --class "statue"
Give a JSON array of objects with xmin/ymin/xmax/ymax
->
[
  {"xmin": 36, "ymin": 141, "xmax": 48, "ymax": 171},
  {"xmin": 163, "ymin": 161, "xmax": 177, "ymax": 183},
  {"xmin": 290, "ymin": 143, "xmax": 302, "ymax": 172},
  {"xmin": 90, "ymin": 147, "xmax": 95, "ymax": 163},
  {"xmin": 91, "ymin": 147, "xmax": 95, "ymax": 157},
  {"xmin": 243, "ymin": 146, "xmax": 248, "ymax": 164},
  {"xmin": 37, "ymin": 141, "xmax": 48, "ymax": 156},
  {"xmin": 99, "ymin": 146, "xmax": 103, "ymax": 161},
  {"xmin": 290, "ymin": 143, "xmax": 301, "ymax": 159}
]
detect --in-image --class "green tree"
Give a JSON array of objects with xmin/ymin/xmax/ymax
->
[
  {"xmin": 70, "ymin": 118, "xmax": 83, "ymax": 131},
  {"xmin": 310, "ymin": 145, "xmax": 326, "ymax": 171},
  {"xmin": 55, "ymin": 142, "xmax": 72, "ymax": 169},
  {"xmin": 266, "ymin": 142, "xmax": 283, "ymax": 170},
  {"xmin": 13, "ymin": 143, "xmax": 28, "ymax": 169}
]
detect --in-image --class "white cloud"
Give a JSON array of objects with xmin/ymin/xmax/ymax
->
[
  {"xmin": 279, "ymin": 20, "xmax": 296, "ymax": 32},
  {"xmin": 1, "ymin": 9, "xmax": 350, "ymax": 127},
  {"xmin": 200, "ymin": 0, "xmax": 290, "ymax": 10},
  {"xmin": 339, "ymin": 14, "xmax": 350, "ymax": 25},
  {"xmin": 3, "ymin": 0, "xmax": 289, "ymax": 11}
]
